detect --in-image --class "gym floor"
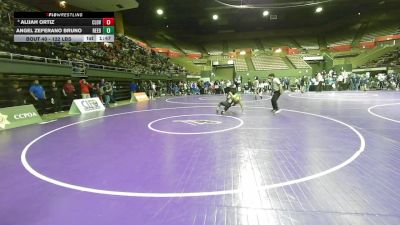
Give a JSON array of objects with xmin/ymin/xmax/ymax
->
[{"xmin": 1, "ymin": 91, "xmax": 399, "ymax": 225}]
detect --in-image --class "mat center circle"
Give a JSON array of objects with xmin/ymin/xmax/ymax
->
[{"xmin": 147, "ymin": 114, "xmax": 244, "ymax": 135}]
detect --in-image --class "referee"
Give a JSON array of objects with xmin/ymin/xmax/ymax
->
[{"xmin": 268, "ymin": 73, "xmax": 283, "ymax": 114}]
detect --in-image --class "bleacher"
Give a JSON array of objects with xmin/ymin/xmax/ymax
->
[
  {"xmin": 296, "ymin": 37, "xmax": 319, "ymax": 50},
  {"xmin": 287, "ymin": 55, "xmax": 311, "ymax": 69},
  {"xmin": 251, "ymin": 55, "xmax": 289, "ymax": 70},
  {"xmin": 1, "ymin": 2, "xmax": 191, "ymax": 77},
  {"xmin": 147, "ymin": 39, "xmax": 180, "ymax": 52},
  {"xmin": 261, "ymin": 38, "xmax": 295, "ymax": 49},
  {"xmin": 0, "ymin": 0, "xmax": 194, "ymax": 110},
  {"xmin": 361, "ymin": 24, "xmax": 399, "ymax": 42},
  {"xmin": 331, "ymin": 49, "xmax": 361, "ymax": 58},
  {"xmin": 209, "ymin": 56, "xmax": 232, "ymax": 66},
  {"xmin": 177, "ymin": 42, "xmax": 202, "ymax": 54},
  {"xmin": 192, "ymin": 58, "xmax": 208, "ymax": 64},
  {"xmin": 228, "ymin": 40, "xmax": 257, "ymax": 52},
  {"xmin": 362, "ymin": 47, "xmax": 400, "ymax": 68},
  {"xmin": 234, "ymin": 58, "xmax": 248, "ymax": 72},
  {"xmin": 327, "ymin": 33, "xmax": 354, "ymax": 47},
  {"xmin": 204, "ymin": 42, "xmax": 223, "ymax": 55},
  {"xmin": 209, "ymin": 55, "xmax": 229, "ymax": 60}
]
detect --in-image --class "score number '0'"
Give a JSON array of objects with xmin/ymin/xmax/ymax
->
[{"xmin": 102, "ymin": 18, "xmax": 115, "ymax": 26}]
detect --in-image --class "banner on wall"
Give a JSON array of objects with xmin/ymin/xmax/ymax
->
[
  {"xmin": 288, "ymin": 48, "xmax": 300, "ymax": 55},
  {"xmin": 0, "ymin": 105, "xmax": 42, "ymax": 130},
  {"xmin": 375, "ymin": 34, "xmax": 400, "ymax": 42},
  {"xmin": 168, "ymin": 51, "xmax": 182, "ymax": 58},
  {"xmin": 360, "ymin": 41, "xmax": 376, "ymax": 49},
  {"xmin": 187, "ymin": 53, "xmax": 202, "ymax": 59},
  {"xmin": 329, "ymin": 45, "xmax": 352, "ymax": 52},
  {"xmin": 69, "ymin": 97, "xmax": 105, "ymax": 114}
]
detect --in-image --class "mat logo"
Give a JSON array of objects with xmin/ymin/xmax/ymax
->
[
  {"xmin": 173, "ymin": 120, "xmax": 222, "ymax": 126},
  {"xmin": 80, "ymin": 99, "xmax": 101, "ymax": 111},
  {"xmin": 13, "ymin": 112, "xmax": 38, "ymax": 120},
  {"xmin": 0, "ymin": 113, "xmax": 10, "ymax": 129}
]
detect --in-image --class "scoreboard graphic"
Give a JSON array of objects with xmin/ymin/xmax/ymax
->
[{"xmin": 14, "ymin": 12, "xmax": 115, "ymax": 42}]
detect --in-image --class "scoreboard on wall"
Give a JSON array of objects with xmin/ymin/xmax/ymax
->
[{"xmin": 14, "ymin": 12, "xmax": 115, "ymax": 43}]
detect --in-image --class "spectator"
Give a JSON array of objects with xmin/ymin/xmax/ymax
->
[
  {"xmin": 79, "ymin": 78, "xmax": 91, "ymax": 99},
  {"xmin": 360, "ymin": 75, "xmax": 369, "ymax": 91},
  {"xmin": 101, "ymin": 82, "xmax": 112, "ymax": 107},
  {"xmin": 8, "ymin": 81, "xmax": 25, "ymax": 106},
  {"xmin": 110, "ymin": 81, "xmax": 117, "ymax": 103},
  {"xmin": 253, "ymin": 77, "xmax": 260, "ymax": 100},
  {"xmin": 148, "ymin": 81, "xmax": 156, "ymax": 99},
  {"xmin": 283, "ymin": 77, "xmax": 290, "ymax": 91},
  {"xmin": 316, "ymin": 73, "xmax": 324, "ymax": 92},
  {"xmin": 300, "ymin": 76, "xmax": 305, "ymax": 93},
  {"xmin": 63, "ymin": 79, "xmax": 76, "ymax": 104},
  {"xmin": 377, "ymin": 73, "xmax": 386, "ymax": 90},
  {"xmin": 89, "ymin": 82, "xmax": 98, "ymax": 98},
  {"xmin": 337, "ymin": 73, "xmax": 344, "ymax": 91},
  {"xmin": 129, "ymin": 81, "xmax": 138, "ymax": 102},
  {"xmin": 48, "ymin": 81, "xmax": 63, "ymax": 113},
  {"xmin": 29, "ymin": 80, "xmax": 47, "ymax": 115}
]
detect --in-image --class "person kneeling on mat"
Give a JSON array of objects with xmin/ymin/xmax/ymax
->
[{"xmin": 216, "ymin": 88, "xmax": 243, "ymax": 114}]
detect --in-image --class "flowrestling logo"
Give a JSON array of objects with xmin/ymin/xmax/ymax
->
[
  {"xmin": 0, "ymin": 113, "xmax": 10, "ymax": 129},
  {"xmin": 173, "ymin": 120, "xmax": 222, "ymax": 126}
]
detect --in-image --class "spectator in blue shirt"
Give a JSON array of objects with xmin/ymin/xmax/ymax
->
[
  {"xmin": 129, "ymin": 81, "xmax": 138, "ymax": 103},
  {"xmin": 29, "ymin": 80, "xmax": 47, "ymax": 115}
]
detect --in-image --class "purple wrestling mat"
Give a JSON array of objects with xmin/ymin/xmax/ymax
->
[{"xmin": 1, "ymin": 92, "xmax": 400, "ymax": 225}]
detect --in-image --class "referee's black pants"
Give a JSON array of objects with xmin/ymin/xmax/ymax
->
[{"xmin": 271, "ymin": 91, "xmax": 281, "ymax": 111}]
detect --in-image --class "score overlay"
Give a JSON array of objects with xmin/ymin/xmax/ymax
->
[{"xmin": 14, "ymin": 12, "xmax": 115, "ymax": 43}]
